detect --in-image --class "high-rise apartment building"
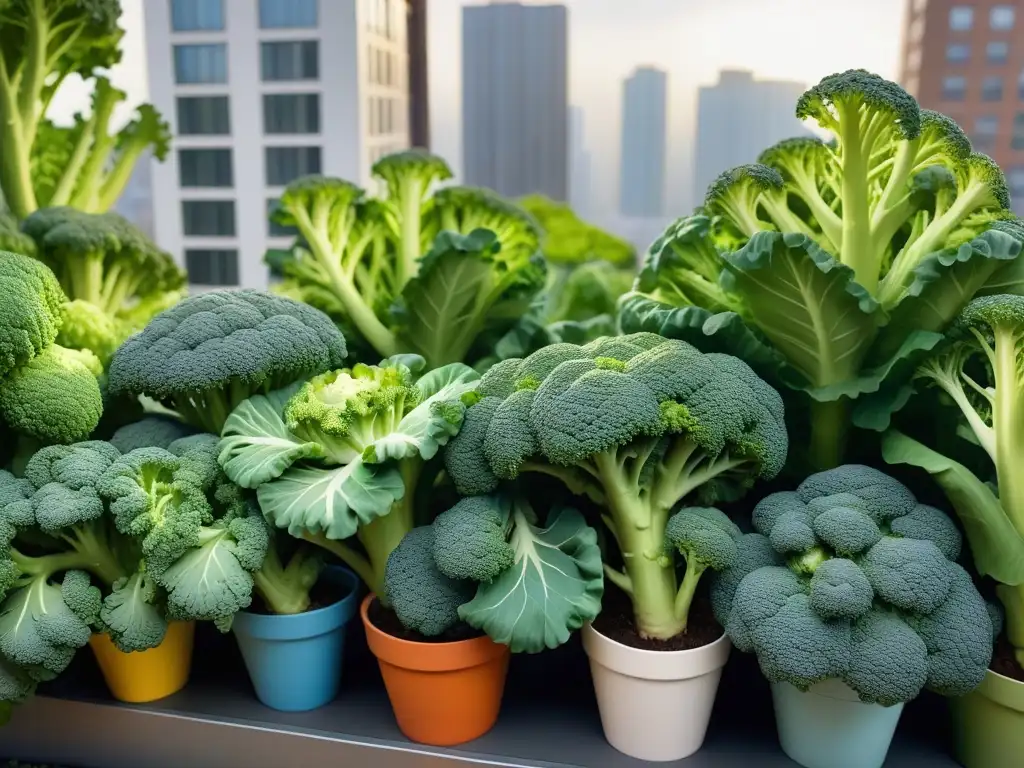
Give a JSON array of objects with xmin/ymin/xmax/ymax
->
[
  {"xmin": 899, "ymin": 0, "xmax": 1024, "ymax": 213},
  {"xmin": 406, "ymin": 0, "xmax": 430, "ymax": 148},
  {"xmin": 569, "ymin": 106, "xmax": 592, "ymax": 217},
  {"xmin": 619, "ymin": 67, "xmax": 668, "ymax": 219},
  {"xmin": 693, "ymin": 70, "xmax": 809, "ymax": 207},
  {"xmin": 143, "ymin": 0, "xmax": 411, "ymax": 291},
  {"xmin": 462, "ymin": 3, "xmax": 569, "ymax": 200}
]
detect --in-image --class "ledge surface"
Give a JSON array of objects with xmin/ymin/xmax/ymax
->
[{"xmin": 0, "ymin": 623, "xmax": 961, "ymax": 768}]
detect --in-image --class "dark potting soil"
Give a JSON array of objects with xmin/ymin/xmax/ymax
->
[
  {"xmin": 990, "ymin": 633, "xmax": 1024, "ymax": 683},
  {"xmin": 367, "ymin": 597, "xmax": 484, "ymax": 643},
  {"xmin": 591, "ymin": 584, "xmax": 724, "ymax": 652},
  {"xmin": 247, "ymin": 579, "xmax": 349, "ymax": 615}
]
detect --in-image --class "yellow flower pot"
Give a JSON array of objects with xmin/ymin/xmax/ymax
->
[{"xmin": 89, "ymin": 621, "xmax": 196, "ymax": 703}]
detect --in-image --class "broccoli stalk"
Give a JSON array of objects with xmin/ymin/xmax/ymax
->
[
  {"xmin": 251, "ymin": 540, "xmax": 322, "ymax": 615},
  {"xmin": 443, "ymin": 334, "xmax": 787, "ymax": 640}
]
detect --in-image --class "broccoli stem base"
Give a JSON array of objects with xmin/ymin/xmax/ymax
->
[
  {"xmin": 252, "ymin": 545, "xmax": 318, "ymax": 615},
  {"xmin": 357, "ymin": 479, "xmax": 417, "ymax": 606},
  {"xmin": 807, "ymin": 398, "xmax": 848, "ymax": 472},
  {"xmin": 997, "ymin": 583, "xmax": 1024, "ymax": 670},
  {"xmin": 614, "ymin": 518, "xmax": 687, "ymax": 640}
]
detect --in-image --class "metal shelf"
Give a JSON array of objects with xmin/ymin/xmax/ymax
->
[{"xmin": 0, "ymin": 623, "xmax": 960, "ymax": 768}]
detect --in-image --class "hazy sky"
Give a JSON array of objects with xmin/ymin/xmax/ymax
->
[{"xmin": 50, "ymin": 0, "xmax": 907, "ymax": 216}]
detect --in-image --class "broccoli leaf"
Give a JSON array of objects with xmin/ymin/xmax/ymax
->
[
  {"xmin": 882, "ymin": 430, "xmax": 1024, "ymax": 585},
  {"xmin": 100, "ymin": 572, "xmax": 169, "ymax": 653},
  {"xmin": 458, "ymin": 507, "xmax": 604, "ymax": 653},
  {"xmin": 257, "ymin": 463, "xmax": 405, "ymax": 540},
  {"xmin": 218, "ymin": 382, "xmax": 324, "ymax": 489}
]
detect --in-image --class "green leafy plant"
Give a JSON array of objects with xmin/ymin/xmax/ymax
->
[
  {"xmin": 712, "ymin": 464, "xmax": 992, "ymax": 705},
  {"xmin": 0, "ymin": 3, "xmax": 169, "ymax": 218},
  {"xmin": 883, "ymin": 294, "xmax": 1024, "ymax": 668},
  {"xmin": 385, "ymin": 494, "xmax": 603, "ymax": 652},
  {"xmin": 443, "ymin": 333, "xmax": 787, "ymax": 640},
  {"xmin": 268, "ymin": 150, "xmax": 546, "ymax": 368},
  {"xmin": 619, "ymin": 70, "xmax": 1024, "ymax": 472},
  {"xmin": 217, "ymin": 355, "xmax": 480, "ymax": 602},
  {"xmin": 0, "ymin": 436, "xmax": 267, "ymax": 712}
]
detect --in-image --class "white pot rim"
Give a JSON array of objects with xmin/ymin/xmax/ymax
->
[{"xmin": 582, "ymin": 621, "xmax": 731, "ymax": 682}]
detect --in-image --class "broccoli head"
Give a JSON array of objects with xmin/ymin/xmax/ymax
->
[
  {"xmin": 713, "ymin": 464, "xmax": 991, "ymax": 705},
  {"xmin": 108, "ymin": 290, "xmax": 348, "ymax": 433},
  {"xmin": 443, "ymin": 333, "xmax": 786, "ymax": 640},
  {"xmin": 386, "ymin": 494, "xmax": 603, "ymax": 652}
]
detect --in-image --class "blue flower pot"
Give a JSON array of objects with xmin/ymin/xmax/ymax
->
[
  {"xmin": 232, "ymin": 565, "xmax": 359, "ymax": 712},
  {"xmin": 771, "ymin": 680, "xmax": 904, "ymax": 768}
]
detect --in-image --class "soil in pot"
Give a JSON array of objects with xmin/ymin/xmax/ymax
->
[
  {"xmin": 989, "ymin": 633, "xmax": 1024, "ymax": 683},
  {"xmin": 591, "ymin": 583, "xmax": 723, "ymax": 651},
  {"xmin": 361, "ymin": 595, "xmax": 510, "ymax": 747}
]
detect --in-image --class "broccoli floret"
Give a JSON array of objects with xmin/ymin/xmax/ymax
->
[
  {"xmin": 385, "ymin": 526, "xmax": 474, "ymax": 636},
  {"xmin": 387, "ymin": 495, "xmax": 603, "ymax": 653},
  {"xmin": 110, "ymin": 416, "xmax": 197, "ymax": 454},
  {"xmin": 444, "ymin": 334, "xmax": 787, "ymax": 641},
  {"xmin": 714, "ymin": 464, "xmax": 992, "ymax": 705},
  {"xmin": 703, "ymin": 164, "xmax": 785, "ymax": 242},
  {"xmin": 709, "ymin": 532, "xmax": 783, "ymax": 624},
  {"xmin": 108, "ymin": 290, "xmax": 348, "ymax": 433}
]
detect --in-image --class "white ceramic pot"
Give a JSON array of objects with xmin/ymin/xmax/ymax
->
[{"xmin": 581, "ymin": 623, "xmax": 731, "ymax": 762}]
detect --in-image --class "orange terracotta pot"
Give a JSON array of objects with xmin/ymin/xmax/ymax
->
[
  {"xmin": 89, "ymin": 621, "xmax": 195, "ymax": 703},
  {"xmin": 360, "ymin": 595, "xmax": 510, "ymax": 746}
]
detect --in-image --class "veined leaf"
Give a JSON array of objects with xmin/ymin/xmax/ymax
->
[
  {"xmin": 458, "ymin": 506, "xmax": 603, "ymax": 653},
  {"xmin": 257, "ymin": 462, "xmax": 405, "ymax": 540},
  {"xmin": 882, "ymin": 430, "xmax": 1024, "ymax": 585},
  {"xmin": 218, "ymin": 382, "xmax": 323, "ymax": 489},
  {"xmin": 99, "ymin": 572, "xmax": 168, "ymax": 653}
]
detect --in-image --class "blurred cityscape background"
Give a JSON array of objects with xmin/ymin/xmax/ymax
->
[{"xmin": 48, "ymin": 0, "xmax": 1024, "ymax": 290}]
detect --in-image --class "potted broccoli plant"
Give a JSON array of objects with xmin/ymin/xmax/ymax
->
[
  {"xmin": 882, "ymin": 294, "xmax": 1024, "ymax": 768},
  {"xmin": 216, "ymin": 353, "xmax": 481, "ymax": 710},
  {"xmin": 712, "ymin": 465, "xmax": 992, "ymax": 768},
  {"xmin": 366, "ymin": 493, "xmax": 603, "ymax": 746},
  {"xmin": 442, "ymin": 332, "xmax": 788, "ymax": 761}
]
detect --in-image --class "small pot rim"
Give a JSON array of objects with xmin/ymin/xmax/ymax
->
[
  {"xmin": 583, "ymin": 620, "xmax": 730, "ymax": 658},
  {"xmin": 582, "ymin": 621, "xmax": 731, "ymax": 682},
  {"xmin": 233, "ymin": 565, "xmax": 359, "ymax": 639},
  {"xmin": 359, "ymin": 593, "xmax": 496, "ymax": 651}
]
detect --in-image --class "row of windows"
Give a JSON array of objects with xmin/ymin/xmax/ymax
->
[
  {"xmin": 174, "ymin": 40, "xmax": 319, "ymax": 84},
  {"xmin": 368, "ymin": 96, "xmax": 403, "ymax": 136},
  {"xmin": 970, "ymin": 113, "xmax": 1024, "ymax": 153},
  {"xmin": 941, "ymin": 72, "xmax": 1024, "ymax": 101},
  {"xmin": 946, "ymin": 40, "xmax": 1011, "ymax": 64},
  {"xmin": 177, "ymin": 94, "xmax": 320, "ymax": 136},
  {"xmin": 365, "ymin": 0, "xmax": 399, "ymax": 40},
  {"xmin": 180, "ymin": 199, "xmax": 298, "ymax": 239},
  {"xmin": 368, "ymin": 45, "xmax": 401, "ymax": 88},
  {"xmin": 170, "ymin": 0, "xmax": 318, "ymax": 32},
  {"xmin": 185, "ymin": 249, "xmax": 239, "ymax": 286},
  {"xmin": 178, "ymin": 147, "xmax": 321, "ymax": 188},
  {"xmin": 949, "ymin": 4, "xmax": 1016, "ymax": 32}
]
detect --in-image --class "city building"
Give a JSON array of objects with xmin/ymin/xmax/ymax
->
[
  {"xmin": 619, "ymin": 66, "xmax": 668, "ymax": 219},
  {"xmin": 693, "ymin": 70, "xmax": 810, "ymax": 206},
  {"xmin": 113, "ymin": 150, "xmax": 155, "ymax": 240},
  {"xmin": 406, "ymin": 0, "xmax": 430, "ymax": 148},
  {"xmin": 899, "ymin": 0, "xmax": 1024, "ymax": 213},
  {"xmin": 143, "ymin": 0, "xmax": 411, "ymax": 291},
  {"xmin": 569, "ymin": 106, "xmax": 592, "ymax": 217},
  {"xmin": 462, "ymin": 2, "xmax": 569, "ymax": 200}
]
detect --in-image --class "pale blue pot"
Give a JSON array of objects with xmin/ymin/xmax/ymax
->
[
  {"xmin": 771, "ymin": 679, "xmax": 905, "ymax": 768},
  {"xmin": 232, "ymin": 566, "xmax": 359, "ymax": 712}
]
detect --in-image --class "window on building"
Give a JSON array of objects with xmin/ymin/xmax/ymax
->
[
  {"xmin": 263, "ymin": 94, "xmax": 320, "ymax": 134},
  {"xmin": 1013, "ymin": 113, "xmax": 1024, "ymax": 150},
  {"xmin": 943, "ymin": 75, "xmax": 967, "ymax": 100},
  {"xmin": 259, "ymin": 0, "xmax": 317, "ymax": 29},
  {"xmin": 178, "ymin": 149, "xmax": 233, "ymax": 187},
  {"xmin": 265, "ymin": 147, "xmax": 321, "ymax": 186},
  {"xmin": 182, "ymin": 200, "xmax": 236, "ymax": 236},
  {"xmin": 267, "ymin": 199, "xmax": 298, "ymax": 237},
  {"xmin": 1011, "ymin": 167, "xmax": 1024, "ymax": 215},
  {"xmin": 973, "ymin": 115, "xmax": 999, "ymax": 152},
  {"xmin": 173, "ymin": 44, "xmax": 227, "ymax": 84},
  {"xmin": 988, "ymin": 41, "xmax": 1010, "ymax": 64},
  {"xmin": 261, "ymin": 41, "xmax": 318, "ymax": 81},
  {"xmin": 946, "ymin": 43, "xmax": 971, "ymax": 63},
  {"xmin": 185, "ymin": 249, "xmax": 239, "ymax": 286},
  {"xmin": 1018, "ymin": 68, "xmax": 1024, "ymax": 98},
  {"xmin": 170, "ymin": 0, "xmax": 224, "ymax": 31},
  {"xmin": 983, "ymin": 75, "xmax": 1005, "ymax": 101},
  {"xmin": 176, "ymin": 96, "xmax": 230, "ymax": 135},
  {"xmin": 950, "ymin": 5, "xmax": 974, "ymax": 30},
  {"xmin": 991, "ymin": 5, "xmax": 1016, "ymax": 30}
]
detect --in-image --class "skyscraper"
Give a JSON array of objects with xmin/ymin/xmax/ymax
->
[
  {"xmin": 693, "ymin": 70, "xmax": 810, "ymax": 206},
  {"xmin": 143, "ymin": 0, "xmax": 411, "ymax": 291},
  {"xmin": 462, "ymin": 2, "xmax": 569, "ymax": 200},
  {"xmin": 569, "ymin": 106, "xmax": 592, "ymax": 217},
  {"xmin": 899, "ymin": 1, "xmax": 1024, "ymax": 213},
  {"xmin": 406, "ymin": 0, "xmax": 430, "ymax": 148},
  {"xmin": 619, "ymin": 67, "xmax": 668, "ymax": 218}
]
